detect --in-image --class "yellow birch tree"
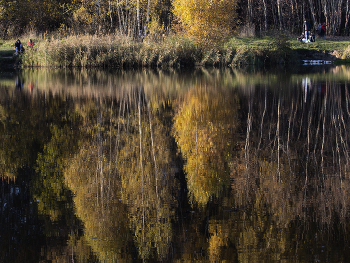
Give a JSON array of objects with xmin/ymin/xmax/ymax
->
[{"xmin": 172, "ymin": 0, "xmax": 239, "ymax": 47}]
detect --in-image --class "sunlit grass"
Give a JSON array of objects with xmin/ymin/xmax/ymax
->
[
  {"xmin": 2, "ymin": 33, "xmax": 350, "ymax": 68},
  {"xmin": 226, "ymin": 36, "xmax": 350, "ymax": 51},
  {"xmin": 289, "ymin": 38, "xmax": 350, "ymax": 50},
  {"xmin": 19, "ymin": 33, "xmax": 199, "ymax": 68}
]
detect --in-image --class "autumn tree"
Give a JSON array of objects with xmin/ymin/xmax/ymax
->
[{"xmin": 172, "ymin": 0, "xmax": 239, "ymax": 47}]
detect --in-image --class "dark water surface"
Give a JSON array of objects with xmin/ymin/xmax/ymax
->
[{"xmin": 1, "ymin": 65, "xmax": 350, "ymax": 262}]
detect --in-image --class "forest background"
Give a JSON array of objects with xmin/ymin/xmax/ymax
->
[{"xmin": 2, "ymin": 0, "xmax": 350, "ymax": 43}]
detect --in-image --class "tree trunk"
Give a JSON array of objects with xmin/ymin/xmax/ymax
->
[
  {"xmin": 345, "ymin": 0, "xmax": 350, "ymax": 35},
  {"xmin": 247, "ymin": 0, "xmax": 253, "ymax": 25},
  {"xmin": 109, "ymin": 0, "xmax": 113, "ymax": 29},
  {"xmin": 116, "ymin": 0, "xmax": 123, "ymax": 33},
  {"xmin": 95, "ymin": 0, "xmax": 100, "ymax": 31},
  {"xmin": 137, "ymin": 0, "xmax": 140, "ymax": 37},
  {"xmin": 290, "ymin": 0, "xmax": 295, "ymax": 33},
  {"xmin": 308, "ymin": 0, "xmax": 316, "ymax": 30},
  {"xmin": 262, "ymin": 0, "xmax": 268, "ymax": 32},
  {"xmin": 145, "ymin": 0, "xmax": 150, "ymax": 38},
  {"xmin": 277, "ymin": 0, "xmax": 284, "ymax": 29},
  {"xmin": 334, "ymin": 0, "xmax": 342, "ymax": 35},
  {"xmin": 320, "ymin": 0, "xmax": 329, "ymax": 25}
]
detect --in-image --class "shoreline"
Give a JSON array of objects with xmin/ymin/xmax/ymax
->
[{"xmin": 1, "ymin": 37, "xmax": 349, "ymax": 69}]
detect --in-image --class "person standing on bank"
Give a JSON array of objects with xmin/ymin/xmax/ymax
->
[
  {"xmin": 321, "ymin": 23, "xmax": 328, "ymax": 39},
  {"xmin": 27, "ymin": 39, "xmax": 34, "ymax": 49},
  {"xmin": 15, "ymin": 39, "xmax": 22, "ymax": 55},
  {"xmin": 304, "ymin": 20, "xmax": 311, "ymax": 41}
]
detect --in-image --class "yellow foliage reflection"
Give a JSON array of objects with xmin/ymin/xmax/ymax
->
[
  {"xmin": 117, "ymin": 96, "xmax": 178, "ymax": 261},
  {"xmin": 208, "ymin": 222, "xmax": 234, "ymax": 262},
  {"xmin": 174, "ymin": 87, "xmax": 238, "ymax": 206},
  {"xmin": 64, "ymin": 94, "xmax": 179, "ymax": 261},
  {"xmin": 65, "ymin": 142, "xmax": 132, "ymax": 263}
]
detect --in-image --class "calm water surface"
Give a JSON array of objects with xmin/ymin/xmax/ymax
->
[{"xmin": 1, "ymin": 65, "xmax": 350, "ymax": 262}]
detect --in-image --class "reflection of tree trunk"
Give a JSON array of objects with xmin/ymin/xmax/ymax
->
[
  {"xmin": 332, "ymin": 87, "xmax": 347, "ymax": 186},
  {"xmin": 146, "ymin": 99, "xmax": 159, "ymax": 200},
  {"xmin": 344, "ymin": 87, "xmax": 350, "ymax": 164},
  {"xmin": 297, "ymin": 97, "xmax": 304, "ymax": 141},
  {"xmin": 245, "ymin": 99, "xmax": 252, "ymax": 170},
  {"xmin": 138, "ymin": 87, "xmax": 145, "ymax": 252},
  {"xmin": 321, "ymin": 85, "xmax": 327, "ymax": 182},
  {"xmin": 312, "ymin": 92, "xmax": 323, "ymax": 185},
  {"xmin": 96, "ymin": 100, "xmax": 104, "ymax": 205},
  {"xmin": 305, "ymin": 84, "xmax": 316, "ymax": 188},
  {"xmin": 115, "ymin": 98, "xmax": 124, "ymax": 168},
  {"xmin": 287, "ymin": 99, "xmax": 294, "ymax": 153},
  {"xmin": 108, "ymin": 101, "xmax": 113, "ymax": 200},
  {"xmin": 257, "ymin": 88, "xmax": 267, "ymax": 156},
  {"xmin": 276, "ymin": 98, "xmax": 281, "ymax": 182},
  {"xmin": 196, "ymin": 122, "xmax": 198, "ymax": 177}
]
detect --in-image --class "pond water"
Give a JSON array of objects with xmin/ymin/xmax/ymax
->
[{"xmin": 1, "ymin": 64, "xmax": 350, "ymax": 262}]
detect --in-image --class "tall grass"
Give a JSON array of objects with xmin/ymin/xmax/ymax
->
[
  {"xmin": 22, "ymin": 34, "xmax": 199, "ymax": 68},
  {"xmin": 19, "ymin": 33, "xmax": 350, "ymax": 69}
]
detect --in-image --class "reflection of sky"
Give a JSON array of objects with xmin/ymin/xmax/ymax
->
[{"xmin": 302, "ymin": 77, "xmax": 311, "ymax": 102}]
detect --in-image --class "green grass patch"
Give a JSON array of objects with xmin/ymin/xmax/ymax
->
[{"xmin": 289, "ymin": 38, "xmax": 350, "ymax": 51}]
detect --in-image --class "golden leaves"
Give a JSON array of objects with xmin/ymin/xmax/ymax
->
[{"xmin": 172, "ymin": 0, "xmax": 239, "ymax": 47}]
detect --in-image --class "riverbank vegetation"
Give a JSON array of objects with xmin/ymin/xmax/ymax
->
[
  {"xmin": 2, "ymin": 34, "xmax": 350, "ymax": 69},
  {"xmin": 2, "ymin": 0, "xmax": 350, "ymax": 68},
  {"xmin": 10, "ymin": 34, "xmax": 350, "ymax": 68}
]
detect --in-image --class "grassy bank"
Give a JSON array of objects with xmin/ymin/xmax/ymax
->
[{"xmin": 3, "ymin": 34, "xmax": 350, "ymax": 69}]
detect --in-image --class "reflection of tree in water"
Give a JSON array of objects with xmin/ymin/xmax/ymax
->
[
  {"xmin": 227, "ymin": 81, "xmax": 350, "ymax": 261},
  {"xmin": 117, "ymin": 88, "xmax": 178, "ymax": 261},
  {"xmin": 0, "ymin": 172, "xmax": 45, "ymax": 263},
  {"xmin": 3, "ymin": 70, "xmax": 350, "ymax": 261},
  {"xmin": 0, "ymin": 91, "xmax": 51, "ymax": 180},
  {"xmin": 173, "ymin": 87, "xmax": 239, "ymax": 206},
  {"xmin": 65, "ymin": 88, "xmax": 178, "ymax": 261},
  {"xmin": 65, "ymin": 141, "xmax": 133, "ymax": 262}
]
